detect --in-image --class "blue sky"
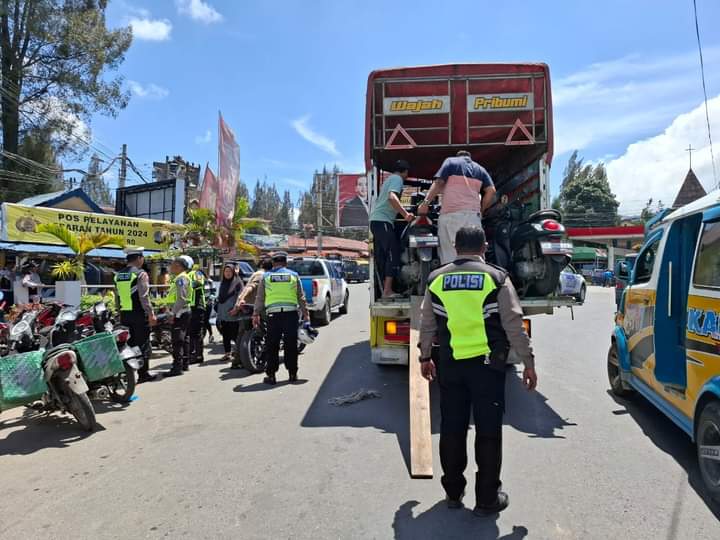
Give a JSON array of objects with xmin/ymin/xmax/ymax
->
[{"xmin": 81, "ymin": 0, "xmax": 720, "ymax": 216}]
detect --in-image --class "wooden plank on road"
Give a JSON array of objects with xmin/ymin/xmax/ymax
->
[{"xmin": 409, "ymin": 295, "xmax": 433, "ymax": 479}]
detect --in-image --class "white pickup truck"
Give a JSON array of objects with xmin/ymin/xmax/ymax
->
[{"xmin": 288, "ymin": 258, "xmax": 349, "ymax": 326}]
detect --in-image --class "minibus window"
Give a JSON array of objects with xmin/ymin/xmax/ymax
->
[
  {"xmin": 693, "ymin": 222, "xmax": 720, "ymax": 288},
  {"xmin": 634, "ymin": 238, "xmax": 661, "ymax": 283}
]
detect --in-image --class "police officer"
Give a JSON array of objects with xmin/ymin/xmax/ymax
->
[
  {"xmin": 253, "ymin": 252, "xmax": 309, "ymax": 385},
  {"xmin": 188, "ymin": 267, "xmax": 207, "ymax": 364},
  {"xmin": 114, "ymin": 247, "xmax": 157, "ymax": 383},
  {"xmin": 419, "ymin": 226, "xmax": 537, "ymax": 516},
  {"xmin": 164, "ymin": 255, "xmax": 194, "ymax": 377}
]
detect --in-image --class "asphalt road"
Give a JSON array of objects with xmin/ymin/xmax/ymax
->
[{"xmin": 1, "ymin": 285, "xmax": 719, "ymax": 539}]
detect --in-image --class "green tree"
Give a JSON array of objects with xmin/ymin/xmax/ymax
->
[
  {"xmin": 273, "ymin": 189, "xmax": 293, "ymax": 233},
  {"xmin": 35, "ymin": 223, "xmax": 123, "ymax": 280},
  {"xmin": 557, "ymin": 151, "xmax": 619, "ymax": 227},
  {"xmin": 0, "ymin": 128, "xmax": 65, "ymax": 200},
  {"xmin": 0, "ymin": 0, "xmax": 131, "ymax": 189},
  {"xmin": 640, "ymin": 198, "xmax": 665, "ymax": 222}
]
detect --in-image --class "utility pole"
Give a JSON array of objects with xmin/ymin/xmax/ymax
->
[
  {"xmin": 119, "ymin": 143, "xmax": 128, "ymax": 190},
  {"xmin": 316, "ymin": 172, "xmax": 323, "ymax": 256}
]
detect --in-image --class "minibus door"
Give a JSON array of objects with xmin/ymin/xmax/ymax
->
[{"xmin": 654, "ymin": 215, "xmax": 702, "ymax": 390}]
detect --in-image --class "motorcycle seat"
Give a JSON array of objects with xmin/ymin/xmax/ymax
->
[{"xmin": 525, "ymin": 209, "xmax": 562, "ymax": 223}]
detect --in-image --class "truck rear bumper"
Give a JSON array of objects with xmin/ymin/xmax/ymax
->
[{"xmin": 371, "ymin": 346, "xmax": 409, "ymax": 366}]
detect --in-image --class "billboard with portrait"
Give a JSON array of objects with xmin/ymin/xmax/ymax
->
[{"xmin": 337, "ymin": 174, "xmax": 369, "ymax": 228}]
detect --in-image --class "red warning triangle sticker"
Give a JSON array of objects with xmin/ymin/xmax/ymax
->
[
  {"xmin": 385, "ymin": 124, "xmax": 417, "ymax": 150},
  {"xmin": 505, "ymin": 119, "xmax": 535, "ymax": 146}
]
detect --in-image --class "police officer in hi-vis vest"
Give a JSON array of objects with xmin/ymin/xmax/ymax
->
[
  {"xmin": 253, "ymin": 252, "xmax": 309, "ymax": 385},
  {"xmin": 419, "ymin": 226, "xmax": 537, "ymax": 516},
  {"xmin": 164, "ymin": 255, "xmax": 194, "ymax": 377},
  {"xmin": 114, "ymin": 247, "xmax": 157, "ymax": 383},
  {"xmin": 188, "ymin": 267, "xmax": 207, "ymax": 364}
]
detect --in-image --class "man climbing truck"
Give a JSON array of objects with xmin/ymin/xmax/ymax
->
[{"xmin": 367, "ymin": 63, "xmax": 575, "ymax": 366}]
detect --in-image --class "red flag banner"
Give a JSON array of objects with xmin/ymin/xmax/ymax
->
[
  {"xmin": 199, "ymin": 164, "xmax": 217, "ymax": 211},
  {"xmin": 337, "ymin": 174, "xmax": 368, "ymax": 228},
  {"xmin": 216, "ymin": 113, "xmax": 240, "ymax": 226}
]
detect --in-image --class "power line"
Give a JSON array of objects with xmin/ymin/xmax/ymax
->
[{"xmin": 692, "ymin": 0, "xmax": 718, "ymax": 188}]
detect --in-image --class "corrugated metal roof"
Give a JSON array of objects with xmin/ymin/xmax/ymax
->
[{"xmin": 0, "ymin": 242, "xmax": 158, "ymax": 259}]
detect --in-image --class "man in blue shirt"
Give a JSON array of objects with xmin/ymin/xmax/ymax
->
[
  {"xmin": 369, "ymin": 160, "xmax": 414, "ymax": 298},
  {"xmin": 419, "ymin": 151, "xmax": 496, "ymax": 264}
]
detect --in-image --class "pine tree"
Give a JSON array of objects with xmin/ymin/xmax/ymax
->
[
  {"xmin": 557, "ymin": 151, "xmax": 619, "ymax": 227},
  {"xmin": 274, "ymin": 189, "xmax": 294, "ymax": 233}
]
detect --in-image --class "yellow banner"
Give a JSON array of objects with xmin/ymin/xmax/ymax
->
[{"xmin": 1, "ymin": 203, "xmax": 181, "ymax": 250}]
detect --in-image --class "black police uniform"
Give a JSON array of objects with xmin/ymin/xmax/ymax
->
[
  {"xmin": 419, "ymin": 257, "xmax": 534, "ymax": 509},
  {"xmin": 114, "ymin": 266, "xmax": 153, "ymax": 379}
]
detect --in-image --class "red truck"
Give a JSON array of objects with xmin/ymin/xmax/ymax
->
[{"xmin": 366, "ymin": 63, "xmax": 574, "ymax": 365}]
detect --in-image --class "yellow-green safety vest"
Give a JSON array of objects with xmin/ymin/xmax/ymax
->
[
  {"xmin": 166, "ymin": 271, "xmax": 194, "ymax": 307},
  {"xmin": 264, "ymin": 270, "xmax": 299, "ymax": 311},
  {"xmin": 428, "ymin": 271, "xmax": 497, "ymax": 360},
  {"xmin": 114, "ymin": 267, "xmax": 141, "ymax": 312},
  {"xmin": 191, "ymin": 270, "xmax": 206, "ymax": 309}
]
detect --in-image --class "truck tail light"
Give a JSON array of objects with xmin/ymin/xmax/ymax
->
[
  {"xmin": 312, "ymin": 279, "xmax": 319, "ymax": 298},
  {"xmin": 56, "ymin": 351, "xmax": 75, "ymax": 370},
  {"xmin": 541, "ymin": 219, "xmax": 562, "ymax": 232},
  {"xmin": 415, "ymin": 216, "xmax": 431, "ymax": 226},
  {"xmin": 385, "ymin": 320, "xmax": 410, "ymax": 344}
]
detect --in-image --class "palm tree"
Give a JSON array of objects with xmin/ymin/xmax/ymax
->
[{"xmin": 35, "ymin": 223, "xmax": 125, "ymax": 281}]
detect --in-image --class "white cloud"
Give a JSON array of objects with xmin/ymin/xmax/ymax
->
[
  {"xmin": 129, "ymin": 17, "xmax": 172, "ymax": 41},
  {"xmin": 26, "ymin": 97, "xmax": 90, "ymax": 147},
  {"xmin": 291, "ymin": 115, "xmax": 340, "ymax": 157},
  {"xmin": 606, "ymin": 94, "xmax": 720, "ymax": 214},
  {"xmin": 176, "ymin": 0, "xmax": 223, "ymax": 24},
  {"xmin": 554, "ymin": 48, "xmax": 720, "ymax": 156},
  {"xmin": 195, "ymin": 129, "xmax": 212, "ymax": 144},
  {"xmin": 128, "ymin": 80, "xmax": 169, "ymax": 100}
]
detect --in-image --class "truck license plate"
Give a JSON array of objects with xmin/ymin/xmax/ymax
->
[{"xmin": 540, "ymin": 241, "xmax": 573, "ymax": 254}]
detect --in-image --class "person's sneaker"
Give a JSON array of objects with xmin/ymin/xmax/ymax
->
[
  {"xmin": 446, "ymin": 493, "xmax": 464, "ymax": 509},
  {"xmin": 263, "ymin": 374, "xmax": 276, "ymax": 385},
  {"xmin": 164, "ymin": 369, "xmax": 183, "ymax": 377},
  {"xmin": 230, "ymin": 363, "xmax": 242, "ymax": 370},
  {"xmin": 288, "ymin": 372, "xmax": 298, "ymax": 382},
  {"xmin": 182, "ymin": 364, "xmax": 190, "ymax": 372},
  {"xmin": 208, "ymin": 335, "xmax": 215, "ymax": 344},
  {"xmin": 473, "ymin": 492, "xmax": 509, "ymax": 517},
  {"xmin": 137, "ymin": 374, "xmax": 157, "ymax": 384}
]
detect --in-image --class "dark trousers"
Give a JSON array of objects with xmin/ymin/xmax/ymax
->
[
  {"xmin": 120, "ymin": 311, "xmax": 151, "ymax": 376},
  {"xmin": 189, "ymin": 308, "xmax": 206, "ymax": 362},
  {"xmin": 204, "ymin": 308, "xmax": 213, "ymax": 337},
  {"xmin": 265, "ymin": 311, "xmax": 299, "ymax": 376},
  {"xmin": 219, "ymin": 320, "xmax": 239, "ymax": 354},
  {"xmin": 436, "ymin": 357, "xmax": 506, "ymax": 506},
  {"xmin": 171, "ymin": 312, "xmax": 191, "ymax": 372}
]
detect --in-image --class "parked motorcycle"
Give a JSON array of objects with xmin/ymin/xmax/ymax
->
[
  {"xmin": 485, "ymin": 198, "xmax": 573, "ymax": 297},
  {"xmin": 8, "ymin": 309, "xmax": 41, "ymax": 353},
  {"xmin": 0, "ymin": 346, "xmax": 96, "ymax": 431},
  {"xmin": 74, "ymin": 330, "xmax": 141, "ymax": 403},
  {"xmin": 237, "ymin": 312, "xmax": 318, "ymax": 373},
  {"xmin": 151, "ymin": 310, "xmax": 173, "ymax": 354}
]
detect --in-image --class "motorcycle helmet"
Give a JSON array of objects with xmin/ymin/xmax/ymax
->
[
  {"xmin": 298, "ymin": 321, "xmax": 319, "ymax": 345},
  {"xmin": 178, "ymin": 255, "xmax": 194, "ymax": 270}
]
